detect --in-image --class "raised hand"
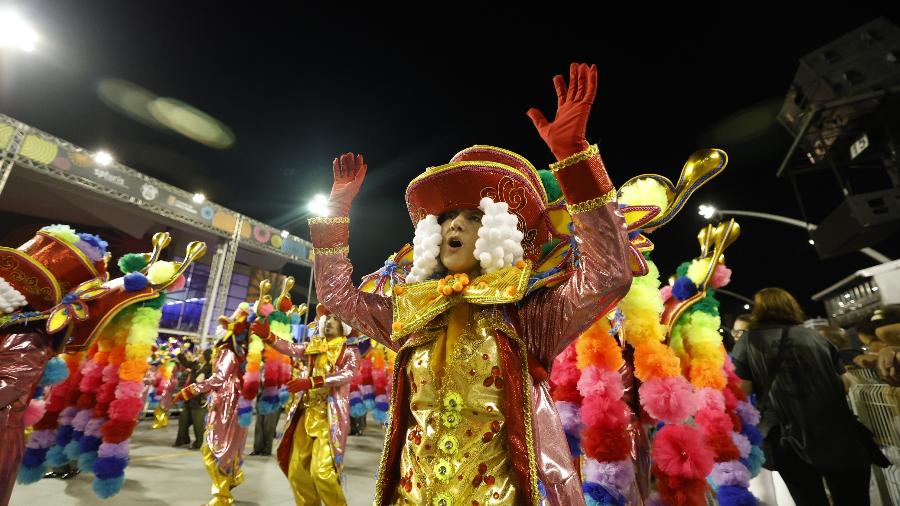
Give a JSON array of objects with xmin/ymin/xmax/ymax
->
[
  {"xmin": 526, "ymin": 63, "xmax": 598, "ymax": 161},
  {"xmin": 329, "ymin": 152, "xmax": 367, "ymax": 216}
]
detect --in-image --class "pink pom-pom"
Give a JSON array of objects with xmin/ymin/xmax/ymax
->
[
  {"xmin": 659, "ymin": 285, "xmax": 673, "ymax": 303},
  {"xmin": 709, "ymin": 264, "xmax": 732, "ymax": 289},
  {"xmin": 258, "ymin": 303, "xmax": 275, "ymax": 317},
  {"xmin": 577, "ymin": 366, "xmax": 625, "ymax": 400},
  {"xmin": 108, "ymin": 397, "xmax": 144, "ymax": 422},
  {"xmin": 555, "ymin": 401, "xmax": 583, "ymax": 434},
  {"xmin": 101, "ymin": 364, "xmax": 119, "ymax": 383},
  {"xmin": 695, "ymin": 388, "xmax": 725, "ymax": 412},
  {"xmin": 651, "ymin": 424, "xmax": 715, "ymax": 480},
  {"xmin": 115, "ymin": 381, "xmax": 145, "ymax": 400},
  {"xmin": 639, "ymin": 376, "xmax": 698, "ymax": 423},
  {"xmin": 169, "ymin": 275, "xmax": 187, "ymax": 291},
  {"xmin": 581, "ymin": 394, "xmax": 630, "ymax": 429},
  {"xmin": 550, "ymin": 351, "xmax": 581, "ymax": 388},
  {"xmin": 24, "ymin": 399, "xmax": 47, "ymax": 426},
  {"xmin": 694, "ymin": 408, "xmax": 733, "ymax": 435}
]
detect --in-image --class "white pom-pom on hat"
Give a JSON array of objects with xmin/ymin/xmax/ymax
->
[{"xmin": 406, "ymin": 215, "xmax": 443, "ymax": 283}]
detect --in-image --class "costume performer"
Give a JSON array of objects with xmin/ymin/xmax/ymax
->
[
  {"xmin": 308, "ymin": 63, "xmax": 632, "ymax": 505},
  {"xmin": 0, "ymin": 225, "xmax": 108, "ymax": 505},
  {"xmin": 253, "ymin": 302, "xmax": 362, "ymax": 505},
  {"xmin": 149, "ymin": 337, "xmax": 183, "ymax": 429},
  {"xmin": 1, "ymin": 228, "xmax": 204, "ymax": 503},
  {"xmin": 177, "ymin": 305, "xmax": 252, "ymax": 506}
]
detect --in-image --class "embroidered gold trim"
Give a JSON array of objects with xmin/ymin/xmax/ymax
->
[
  {"xmin": 307, "ymin": 216, "xmax": 349, "ymax": 225},
  {"xmin": 566, "ymin": 189, "xmax": 617, "ymax": 215},
  {"xmin": 313, "ymin": 245, "xmax": 349, "ymax": 256},
  {"xmin": 549, "ymin": 144, "xmax": 599, "ymax": 172}
]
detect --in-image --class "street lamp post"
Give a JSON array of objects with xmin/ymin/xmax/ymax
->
[{"xmin": 698, "ymin": 206, "xmax": 892, "ymax": 263}]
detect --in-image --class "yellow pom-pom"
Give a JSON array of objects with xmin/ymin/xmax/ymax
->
[
  {"xmin": 147, "ymin": 261, "xmax": 178, "ymax": 285},
  {"xmin": 619, "ymin": 178, "xmax": 669, "ymax": 212},
  {"xmin": 686, "ymin": 258, "xmax": 711, "ymax": 286}
]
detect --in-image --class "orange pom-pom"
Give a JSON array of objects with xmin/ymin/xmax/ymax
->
[
  {"xmin": 689, "ymin": 361, "xmax": 726, "ymax": 390},
  {"xmin": 575, "ymin": 319, "xmax": 623, "ymax": 371},
  {"xmin": 118, "ymin": 359, "xmax": 149, "ymax": 382},
  {"xmin": 633, "ymin": 341, "xmax": 681, "ymax": 381}
]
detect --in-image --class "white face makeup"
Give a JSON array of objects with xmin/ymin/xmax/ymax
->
[{"xmin": 439, "ymin": 209, "xmax": 483, "ymax": 276}]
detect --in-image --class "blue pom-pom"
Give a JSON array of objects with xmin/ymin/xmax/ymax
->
[
  {"xmin": 350, "ymin": 404, "xmax": 367, "ymax": 417},
  {"xmin": 718, "ymin": 485, "xmax": 758, "ymax": 506},
  {"xmin": 64, "ymin": 440, "xmax": 82, "ymax": 460},
  {"xmin": 16, "ymin": 463, "xmax": 47, "ymax": 485},
  {"xmin": 93, "ymin": 456, "xmax": 128, "ymax": 479},
  {"xmin": 258, "ymin": 401, "xmax": 277, "ymax": 416},
  {"xmin": 71, "ymin": 430, "xmax": 84, "ymax": 442},
  {"xmin": 583, "ymin": 482, "xmax": 624, "ymax": 505},
  {"xmin": 238, "ymin": 412, "xmax": 252, "ymax": 427},
  {"xmin": 46, "ymin": 445, "xmax": 69, "ymax": 467},
  {"xmin": 93, "ymin": 476, "xmax": 125, "ymax": 498},
  {"xmin": 672, "ymin": 276, "xmax": 698, "ymax": 301},
  {"xmin": 742, "ymin": 424, "xmax": 762, "ymax": 446},
  {"xmin": 124, "ymin": 272, "xmax": 149, "ymax": 292},
  {"xmin": 77, "ymin": 233, "xmax": 108, "ymax": 253},
  {"xmin": 78, "ymin": 451, "xmax": 97, "ymax": 471},
  {"xmin": 237, "ymin": 405, "xmax": 253, "ymax": 416},
  {"xmin": 33, "ymin": 386, "xmax": 44, "ymax": 399},
  {"xmin": 55, "ymin": 426, "xmax": 74, "ymax": 447},
  {"xmin": 278, "ymin": 389, "xmax": 290, "ymax": 406},
  {"xmin": 375, "ymin": 401, "xmax": 389, "ymax": 412},
  {"xmin": 80, "ymin": 435, "xmax": 102, "ymax": 453},
  {"xmin": 364, "ymin": 399, "xmax": 375, "ymax": 410},
  {"xmin": 565, "ymin": 431, "xmax": 582, "ymax": 456},
  {"xmin": 373, "ymin": 410, "xmax": 387, "ymax": 423},
  {"xmin": 247, "ymin": 313, "xmax": 257, "ymax": 323},
  {"xmin": 22, "ymin": 448, "xmax": 49, "ymax": 468},
  {"xmin": 39, "ymin": 357, "xmax": 69, "ymax": 386},
  {"xmin": 748, "ymin": 447, "xmax": 765, "ymax": 477}
]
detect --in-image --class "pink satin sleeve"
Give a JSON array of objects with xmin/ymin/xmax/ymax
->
[
  {"xmin": 0, "ymin": 332, "xmax": 52, "ymax": 409},
  {"xmin": 518, "ymin": 202, "xmax": 632, "ymax": 366},
  {"xmin": 323, "ymin": 346, "xmax": 359, "ymax": 389},
  {"xmin": 310, "ymin": 222, "xmax": 396, "ymax": 351},
  {"xmin": 269, "ymin": 339, "xmax": 308, "ymax": 359},
  {"xmin": 190, "ymin": 349, "xmax": 236, "ymax": 395}
]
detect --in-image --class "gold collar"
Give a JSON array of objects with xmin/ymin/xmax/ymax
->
[{"xmin": 390, "ymin": 261, "xmax": 531, "ymax": 341}]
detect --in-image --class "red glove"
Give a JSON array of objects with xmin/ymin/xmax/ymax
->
[
  {"xmin": 526, "ymin": 63, "xmax": 597, "ymax": 161},
  {"xmin": 175, "ymin": 387, "xmax": 195, "ymax": 402},
  {"xmin": 286, "ymin": 378, "xmax": 313, "ymax": 393},
  {"xmin": 250, "ymin": 320, "xmax": 273, "ymax": 342},
  {"xmin": 328, "ymin": 152, "xmax": 367, "ymax": 216}
]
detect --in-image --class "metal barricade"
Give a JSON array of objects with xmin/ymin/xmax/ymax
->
[{"xmin": 849, "ymin": 382, "xmax": 900, "ymax": 505}]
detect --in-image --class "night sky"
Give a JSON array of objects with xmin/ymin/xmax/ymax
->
[{"xmin": 2, "ymin": 3, "xmax": 898, "ymax": 318}]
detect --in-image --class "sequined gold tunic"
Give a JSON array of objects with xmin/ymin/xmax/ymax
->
[{"xmin": 394, "ymin": 305, "xmax": 516, "ymax": 505}]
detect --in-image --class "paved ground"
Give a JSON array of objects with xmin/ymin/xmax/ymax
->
[{"xmin": 10, "ymin": 413, "xmax": 383, "ymax": 505}]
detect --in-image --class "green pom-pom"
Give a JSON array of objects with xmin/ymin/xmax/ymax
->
[
  {"xmin": 539, "ymin": 238, "xmax": 562, "ymax": 260},
  {"xmin": 538, "ymin": 170, "xmax": 563, "ymax": 203},
  {"xmin": 268, "ymin": 311, "xmax": 290, "ymax": 325},
  {"xmin": 140, "ymin": 293, "xmax": 166, "ymax": 310},
  {"xmin": 675, "ymin": 261, "xmax": 692, "ymax": 277},
  {"xmin": 118, "ymin": 254, "xmax": 148, "ymax": 274},
  {"xmin": 687, "ymin": 289, "xmax": 720, "ymax": 316}
]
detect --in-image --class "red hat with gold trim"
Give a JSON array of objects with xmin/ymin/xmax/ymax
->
[
  {"xmin": 405, "ymin": 145, "xmax": 555, "ymax": 261},
  {"xmin": 0, "ymin": 225, "xmax": 109, "ymax": 313}
]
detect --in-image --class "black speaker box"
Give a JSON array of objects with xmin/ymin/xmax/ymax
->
[{"xmin": 811, "ymin": 186, "xmax": 900, "ymax": 258}]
